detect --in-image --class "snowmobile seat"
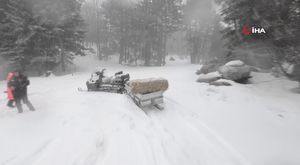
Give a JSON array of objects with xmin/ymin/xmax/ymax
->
[{"xmin": 115, "ymin": 71, "xmax": 123, "ymax": 76}]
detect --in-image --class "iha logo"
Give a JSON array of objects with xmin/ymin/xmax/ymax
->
[{"xmin": 243, "ymin": 23, "xmax": 266, "ymax": 35}]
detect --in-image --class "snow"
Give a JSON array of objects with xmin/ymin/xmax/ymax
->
[
  {"xmin": 1, "ymin": 55, "xmax": 300, "ymax": 165},
  {"xmin": 197, "ymin": 71, "xmax": 222, "ymax": 83},
  {"xmin": 282, "ymin": 62, "xmax": 294, "ymax": 74},
  {"xmin": 225, "ymin": 60, "xmax": 245, "ymax": 67},
  {"xmin": 199, "ymin": 71, "xmax": 221, "ymax": 79}
]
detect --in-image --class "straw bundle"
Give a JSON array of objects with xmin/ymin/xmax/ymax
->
[{"xmin": 127, "ymin": 78, "xmax": 169, "ymax": 94}]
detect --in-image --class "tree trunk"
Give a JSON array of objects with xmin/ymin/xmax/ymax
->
[
  {"xmin": 157, "ymin": 33, "xmax": 164, "ymax": 66},
  {"xmin": 119, "ymin": 36, "xmax": 125, "ymax": 64},
  {"xmin": 97, "ymin": 43, "xmax": 102, "ymax": 60},
  {"xmin": 60, "ymin": 39, "xmax": 66, "ymax": 72},
  {"xmin": 61, "ymin": 51, "xmax": 66, "ymax": 72},
  {"xmin": 144, "ymin": 37, "xmax": 151, "ymax": 66}
]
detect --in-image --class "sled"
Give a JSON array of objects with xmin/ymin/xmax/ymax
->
[{"xmin": 125, "ymin": 84, "xmax": 165, "ymax": 110}]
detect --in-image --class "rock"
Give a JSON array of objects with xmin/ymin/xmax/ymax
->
[
  {"xmin": 292, "ymin": 64, "xmax": 300, "ymax": 81},
  {"xmin": 272, "ymin": 64, "xmax": 300, "ymax": 81},
  {"xmin": 169, "ymin": 57, "xmax": 175, "ymax": 61},
  {"xmin": 196, "ymin": 69, "xmax": 202, "ymax": 75},
  {"xmin": 209, "ymin": 81, "xmax": 232, "ymax": 86},
  {"xmin": 225, "ymin": 60, "xmax": 245, "ymax": 67},
  {"xmin": 271, "ymin": 67, "xmax": 283, "ymax": 77},
  {"xmin": 219, "ymin": 65, "xmax": 251, "ymax": 82},
  {"xmin": 249, "ymin": 66, "xmax": 261, "ymax": 72},
  {"xmin": 196, "ymin": 72, "xmax": 222, "ymax": 83},
  {"xmin": 196, "ymin": 64, "xmax": 218, "ymax": 75},
  {"xmin": 44, "ymin": 71, "xmax": 55, "ymax": 77}
]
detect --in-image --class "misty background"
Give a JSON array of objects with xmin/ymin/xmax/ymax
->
[{"xmin": 0, "ymin": 0, "xmax": 300, "ymax": 80}]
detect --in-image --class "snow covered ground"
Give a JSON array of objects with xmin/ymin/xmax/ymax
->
[{"xmin": 0, "ymin": 55, "xmax": 300, "ymax": 165}]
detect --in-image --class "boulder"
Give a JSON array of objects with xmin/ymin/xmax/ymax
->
[
  {"xmin": 127, "ymin": 78, "xmax": 169, "ymax": 94},
  {"xmin": 219, "ymin": 65, "xmax": 251, "ymax": 82},
  {"xmin": 196, "ymin": 64, "xmax": 218, "ymax": 75},
  {"xmin": 44, "ymin": 71, "xmax": 55, "ymax": 77},
  {"xmin": 271, "ymin": 67, "xmax": 283, "ymax": 77},
  {"xmin": 292, "ymin": 64, "xmax": 300, "ymax": 81},
  {"xmin": 196, "ymin": 72, "xmax": 222, "ymax": 83},
  {"xmin": 209, "ymin": 81, "xmax": 232, "ymax": 86},
  {"xmin": 249, "ymin": 66, "xmax": 261, "ymax": 72},
  {"xmin": 169, "ymin": 57, "xmax": 175, "ymax": 61},
  {"xmin": 225, "ymin": 60, "xmax": 245, "ymax": 67}
]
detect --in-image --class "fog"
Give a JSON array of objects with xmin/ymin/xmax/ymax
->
[
  {"xmin": 184, "ymin": 0, "xmax": 215, "ymax": 24},
  {"xmin": 1, "ymin": 0, "xmax": 300, "ymax": 74}
]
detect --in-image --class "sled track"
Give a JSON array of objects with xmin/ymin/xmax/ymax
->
[{"xmin": 147, "ymin": 98, "xmax": 252, "ymax": 165}]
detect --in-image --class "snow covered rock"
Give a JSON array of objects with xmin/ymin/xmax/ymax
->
[
  {"xmin": 219, "ymin": 65, "xmax": 251, "ymax": 82},
  {"xmin": 127, "ymin": 78, "xmax": 169, "ymax": 94},
  {"xmin": 44, "ymin": 71, "xmax": 55, "ymax": 77},
  {"xmin": 292, "ymin": 64, "xmax": 300, "ymax": 81},
  {"xmin": 169, "ymin": 57, "xmax": 176, "ymax": 61},
  {"xmin": 195, "ymin": 69, "xmax": 202, "ymax": 75},
  {"xmin": 272, "ymin": 63, "xmax": 300, "ymax": 81},
  {"xmin": 209, "ymin": 80, "xmax": 232, "ymax": 86},
  {"xmin": 271, "ymin": 67, "xmax": 284, "ymax": 77},
  {"xmin": 282, "ymin": 62, "xmax": 295, "ymax": 74},
  {"xmin": 249, "ymin": 66, "xmax": 260, "ymax": 72},
  {"xmin": 225, "ymin": 60, "xmax": 245, "ymax": 67},
  {"xmin": 196, "ymin": 64, "xmax": 218, "ymax": 75},
  {"xmin": 196, "ymin": 72, "xmax": 222, "ymax": 83}
]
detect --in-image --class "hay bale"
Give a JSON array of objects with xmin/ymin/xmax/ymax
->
[{"xmin": 127, "ymin": 78, "xmax": 169, "ymax": 94}]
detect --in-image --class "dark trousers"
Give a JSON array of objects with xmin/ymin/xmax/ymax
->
[
  {"xmin": 15, "ymin": 95, "xmax": 35, "ymax": 113},
  {"xmin": 7, "ymin": 100, "xmax": 14, "ymax": 107}
]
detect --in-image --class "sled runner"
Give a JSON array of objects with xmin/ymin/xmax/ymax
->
[{"xmin": 126, "ymin": 87, "xmax": 165, "ymax": 110}]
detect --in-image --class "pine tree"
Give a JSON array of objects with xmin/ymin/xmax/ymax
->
[
  {"xmin": 100, "ymin": 0, "xmax": 183, "ymax": 66},
  {"xmin": 0, "ymin": 0, "xmax": 38, "ymax": 69},
  {"xmin": 218, "ymin": 0, "xmax": 300, "ymax": 67},
  {"xmin": 0, "ymin": 0, "xmax": 86, "ymax": 73},
  {"xmin": 185, "ymin": 0, "xmax": 215, "ymax": 64}
]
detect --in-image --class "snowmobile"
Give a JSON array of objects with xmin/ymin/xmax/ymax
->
[{"xmin": 83, "ymin": 69, "xmax": 130, "ymax": 94}]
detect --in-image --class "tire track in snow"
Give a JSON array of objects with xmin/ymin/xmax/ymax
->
[
  {"xmin": 160, "ymin": 97, "xmax": 252, "ymax": 165},
  {"xmin": 3, "ymin": 140, "xmax": 54, "ymax": 165},
  {"xmin": 81, "ymin": 133, "xmax": 105, "ymax": 165},
  {"xmin": 0, "ymin": 156, "xmax": 17, "ymax": 165},
  {"xmin": 105, "ymin": 95, "xmax": 248, "ymax": 165}
]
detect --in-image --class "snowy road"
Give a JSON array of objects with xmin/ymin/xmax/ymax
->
[{"xmin": 1, "ymin": 57, "xmax": 300, "ymax": 165}]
